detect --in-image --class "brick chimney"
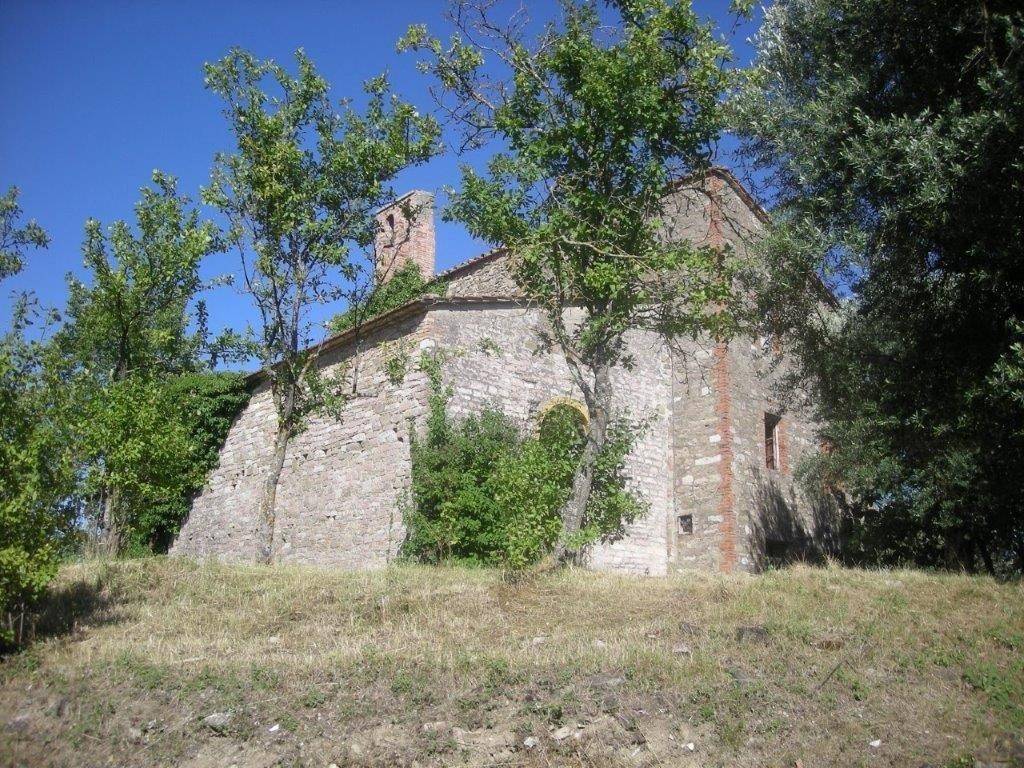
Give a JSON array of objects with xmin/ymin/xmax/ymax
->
[{"xmin": 374, "ymin": 190, "xmax": 435, "ymax": 285}]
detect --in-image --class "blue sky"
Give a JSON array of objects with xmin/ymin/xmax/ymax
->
[{"xmin": 0, "ymin": 0, "xmax": 762, "ymax": 349}]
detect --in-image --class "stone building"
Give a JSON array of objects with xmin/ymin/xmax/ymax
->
[{"xmin": 171, "ymin": 168, "xmax": 824, "ymax": 576}]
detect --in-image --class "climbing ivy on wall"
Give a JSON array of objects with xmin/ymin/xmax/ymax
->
[
  {"xmin": 404, "ymin": 353, "xmax": 646, "ymax": 569},
  {"xmin": 327, "ymin": 262, "xmax": 446, "ymax": 336},
  {"xmin": 122, "ymin": 372, "xmax": 251, "ymax": 554}
]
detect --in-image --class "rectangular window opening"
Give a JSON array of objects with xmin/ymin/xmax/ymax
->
[
  {"xmin": 677, "ymin": 514, "xmax": 694, "ymax": 535},
  {"xmin": 765, "ymin": 413, "xmax": 781, "ymax": 470}
]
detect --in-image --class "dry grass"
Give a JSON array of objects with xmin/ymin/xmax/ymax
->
[{"xmin": 1, "ymin": 557, "xmax": 1022, "ymax": 767}]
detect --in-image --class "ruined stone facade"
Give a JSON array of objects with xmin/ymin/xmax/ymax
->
[{"xmin": 172, "ymin": 169, "xmax": 825, "ymax": 575}]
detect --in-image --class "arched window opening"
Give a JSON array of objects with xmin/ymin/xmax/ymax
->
[{"xmin": 536, "ymin": 398, "xmax": 588, "ymax": 459}]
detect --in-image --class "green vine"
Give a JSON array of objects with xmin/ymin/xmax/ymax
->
[{"xmin": 382, "ymin": 340, "xmax": 413, "ymax": 386}]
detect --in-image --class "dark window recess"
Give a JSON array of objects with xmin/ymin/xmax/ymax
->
[
  {"xmin": 677, "ymin": 514, "xmax": 694, "ymax": 535},
  {"xmin": 764, "ymin": 413, "xmax": 781, "ymax": 470},
  {"xmin": 385, "ymin": 213, "xmax": 395, "ymax": 232}
]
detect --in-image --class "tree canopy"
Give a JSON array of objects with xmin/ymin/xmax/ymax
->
[
  {"xmin": 203, "ymin": 48, "xmax": 441, "ymax": 563},
  {"xmin": 733, "ymin": 0, "xmax": 1024, "ymax": 573},
  {"xmin": 402, "ymin": 0, "xmax": 743, "ymax": 561}
]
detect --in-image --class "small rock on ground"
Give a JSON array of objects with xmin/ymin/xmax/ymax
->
[
  {"xmin": 201, "ymin": 712, "xmax": 232, "ymax": 733},
  {"xmin": 736, "ymin": 625, "xmax": 770, "ymax": 644},
  {"xmin": 7, "ymin": 714, "xmax": 32, "ymax": 733},
  {"xmin": 552, "ymin": 725, "xmax": 575, "ymax": 741}
]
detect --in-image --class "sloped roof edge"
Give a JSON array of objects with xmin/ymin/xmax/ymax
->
[
  {"xmin": 244, "ymin": 294, "xmax": 529, "ymax": 387},
  {"xmin": 694, "ymin": 166, "xmax": 771, "ymax": 225},
  {"xmin": 436, "ymin": 167, "xmax": 769, "ymax": 280},
  {"xmin": 245, "ymin": 167, "xmax": 775, "ymax": 387}
]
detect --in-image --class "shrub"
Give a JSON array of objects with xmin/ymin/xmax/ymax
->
[
  {"xmin": 404, "ymin": 354, "xmax": 646, "ymax": 568},
  {"xmin": 404, "ymin": 368, "xmax": 520, "ymax": 563},
  {"xmin": 1, "ymin": 346, "xmax": 74, "ymax": 648},
  {"xmin": 489, "ymin": 405, "xmax": 584, "ymax": 568}
]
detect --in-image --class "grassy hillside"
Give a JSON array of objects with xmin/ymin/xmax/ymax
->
[{"xmin": 1, "ymin": 558, "xmax": 1022, "ymax": 768}]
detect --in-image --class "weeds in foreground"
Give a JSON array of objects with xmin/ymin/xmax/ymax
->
[{"xmin": 1, "ymin": 557, "xmax": 1021, "ymax": 767}]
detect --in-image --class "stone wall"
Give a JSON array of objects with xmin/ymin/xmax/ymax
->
[
  {"xmin": 658, "ymin": 170, "xmax": 825, "ymax": 572},
  {"xmin": 442, "ymin": 252, "xmax": 520, "ymax": 298},
  {"xmin": 727, "ymin": 338, "xmax": 825, "ymax": 570},
  {"xmin": 428, "ymin": 303, "xmax": 674, "ymax": 575},
  {"xmin": 173, "ymin": 301, "xmax": 675, "ymax": 575},
  {"xmin": 668, "ymin": 341, "xmax": 731, "ymax": 572},
  {"xmin": 172, "ymin": 311, "xmax": 434, "ymax": 569}
]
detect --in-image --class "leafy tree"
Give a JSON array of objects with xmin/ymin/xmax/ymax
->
[
  {"xmin": 0, "ymin": 189, "xmax": 72, "ymax": 646},
  {"xmin": 202, "ymin": 49, "xmax": 441, "ymax": 564},
  {"xmin": 401, "ymin": 0, "xmax": 739, "ymax": 562},
  {"xmin": 60, "ymin": 171, "xmax": 220, "ymax": 381},
  {"xmin": 0, "ymin": 341, "xmax": 73, "ymax": 647},
  {"xmin": 70, "ymin": 375, "xmax": 202, "ymax": 554},
  {"xmin": 1, "ymin": 187, "xmax": 48, "ymax": 280},
  {"xmin": 733, "ymin": 0, "xmax": 1024, "ymax": 573},
  {"xmin": 55, "ymin": 172, "xmax": 223, "ymax": 554}
]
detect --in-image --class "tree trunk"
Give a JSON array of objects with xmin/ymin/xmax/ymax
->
[
  {"xmin": 978, "ymin": 537, "xmax": 996, "ymax": 577},
  {"xmin": 100, "ymin": 488, "xmax": 121, "ymax": 557},
  {"xmin": 554, "ymin": 360, "xmax": 612, "ymax": 565},
  {"xmin": 101, "ymin": 362, "xmax": 129, "ymax": 558},
  {"xmin": 255, "ymin": 423, "xmax": 290, "ymax": 565}
]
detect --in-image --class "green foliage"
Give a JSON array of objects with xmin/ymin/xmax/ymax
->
[
  {"xmin": 406, "ymin": 404, "xmax": 522, "ymax": 565},
  {"xmin": 1, "ymin": 186, "xmax": 49, "ymax": 281},
  {"xmin": 733, "ymin": 0, "xmax": 1024, "ymax": 573},
  {"xmin": 0, "ymin": 341, "xmax": 73, "ymax": 646},
  {"xmin": 0, "ymin": 195, "xmax": 70, "ymax": 647},
  {"xmin": 402, "ymin": 1, "xmax": 741, "ymax": 557},
  {"xmin": 56, "ymin": 371, "xmax": 249, "ymax": 556},
  {"xmin": 73, "ymin": 376, "xmax": 202, "ymax": 554},
  {"xmin": 571, "ymin": 416, "xmax": 648, "ymax": 551},
  {"xmin": 52, "ymin": 173, "xmax": 226, "ymax": 555},
  {"xmin": 165, "ymin": 372, "xmax": 251, "ymax": 478},
  {"xmin": 404, "ymin": 355, "xmax": 645, "ymax": 569},
  {"xmin": 490, "ymin": 406, "xmax": 584, "ymax": 569},
  {"xmin": 328, "ymin": 261, "xmax": 445, "ymax": 336},
  {"xmin": 203, "ymin": 48, "xmax": 441, "ymax": 436},
  {"xmin": 60, "ymin": 171, "xmax": 223, "ymax": 380},
  {"xmin": 381, "ymin": 340, "xmax": 413, "ymax": 387},
  {"xmin": 128, "ymin": 373, "xmax": 250, "ymax": 552}
]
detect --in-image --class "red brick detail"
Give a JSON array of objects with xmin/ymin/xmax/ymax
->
[
  {"xmin": 374, "ymin": 190, "xmax": 435, "ymax": 284},
  {"xmin": 713, "ymin": 342, "xmax": 737, "ymax": 573},
  {"xmin": 706, "ymin": 174, "xmax": 736, "ymax": 573}
]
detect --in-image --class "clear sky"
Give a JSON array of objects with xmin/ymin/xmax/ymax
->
[{"xmin": 0, "ymin": 0, "xmax": 762, "ymax": 347}]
